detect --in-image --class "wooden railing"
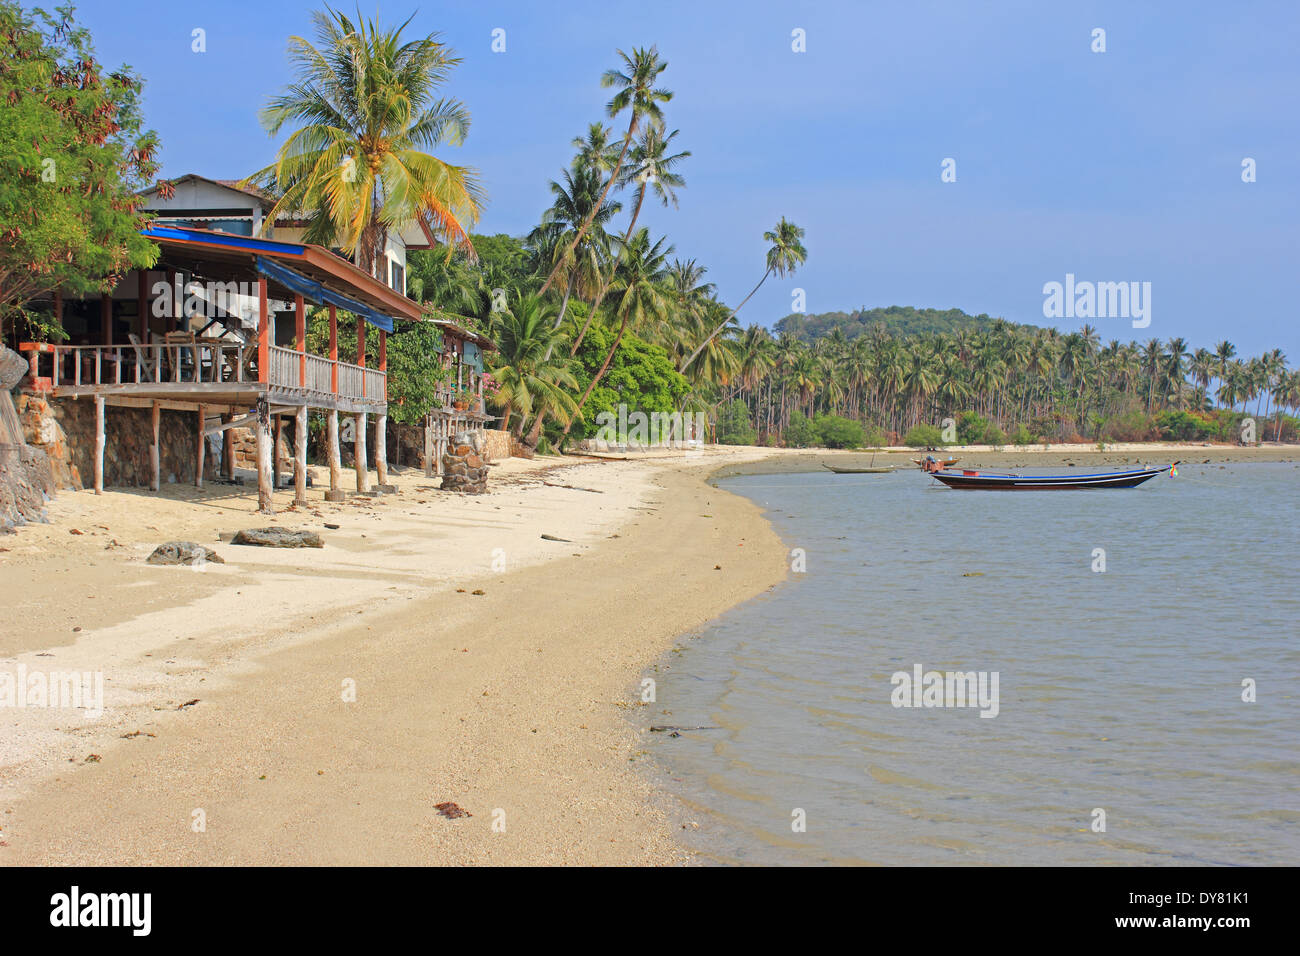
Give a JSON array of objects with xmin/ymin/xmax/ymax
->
[
  {"xmin": 21, "ymin": 341, "xmax": 249, "ymax": 389},
  {"xmin": 21, "ymin": 341, "xmax": 385, "ymax": 405}
]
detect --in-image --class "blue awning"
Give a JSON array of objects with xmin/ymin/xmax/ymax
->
[{"xmin": 254, "ymin": 256, "xmax": 393, "ymax": 333}]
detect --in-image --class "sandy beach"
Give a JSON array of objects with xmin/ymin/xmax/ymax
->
[
  {"xmin": 1, "ymin": 440, "xmax": 1294, "ymax": 865},
  {"xmin": 0, "ymin": 446, "xmax": 791, "ymax": 864}
]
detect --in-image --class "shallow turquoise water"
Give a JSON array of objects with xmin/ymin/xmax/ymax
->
[{"xmin": 648, "ymin": 462, "xmax": 1300, "ymax": 865}]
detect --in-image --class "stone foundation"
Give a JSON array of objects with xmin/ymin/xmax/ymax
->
[
  {"xmin": 18, "ymin": 392, "xmax": 216, "ymax": 489},
  {"xmin": 440, "ymin": 430, "xmax": 488, "ymax": 494},
  {"xmin": 0, "ymin": 441, "xmax": 55, "ymax": 531}
]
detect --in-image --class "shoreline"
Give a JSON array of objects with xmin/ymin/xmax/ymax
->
[
  {"xmin": 2, "ymin": 444, "xmax": 1292, "ymax": 864},
  {"xmin": 0, "ymin": 448, "xmax": 789, "ymax": 864}
]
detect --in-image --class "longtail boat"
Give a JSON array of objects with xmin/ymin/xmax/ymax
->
[
  {"xmin": 823, "ymin": 463, "xmax": 895, "ymax": 474},
  {"xmin": 928, "ymin": 462, "xmax": 1178, "ymax": 490},
  {"xmin": 913, "ymin": 457, "xmax": 960, "ymax": 469}
]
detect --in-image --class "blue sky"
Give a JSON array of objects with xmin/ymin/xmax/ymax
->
[{"xmin": 77, "ymin": 0, "xmax": 1300, "ymax": 357}]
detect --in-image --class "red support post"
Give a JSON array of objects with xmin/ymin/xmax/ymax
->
[{"xmin": 257, "ymin": 278, "xmax": 269, "ymax": 384}]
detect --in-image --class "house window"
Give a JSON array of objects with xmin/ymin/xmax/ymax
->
[{"xmin": 389, "ymin": 260, "xmax": 404, "ymax": 294}]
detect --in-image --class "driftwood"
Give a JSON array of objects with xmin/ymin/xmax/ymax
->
[{"xmin": 541, "ymin": 481, "xmax": 604, "ymax": 493}]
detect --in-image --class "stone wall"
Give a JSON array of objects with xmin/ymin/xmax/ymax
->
[
  {"xmin": 0, "ymin": 441, "xmax": 55, "ymax": 532},
  {"xmin": 18, "ymin": 392, "xmax": 216, "ymax": 489},
  {"xmin": 440, "ymin": 430, "xmax": 488, "ymax": 494},
  {"xmin": 481, "ymin": 428, "xmax": 510, "ymax": 462}
]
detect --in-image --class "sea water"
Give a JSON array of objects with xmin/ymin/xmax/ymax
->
[{"xmin": 648, "ymin": 462, "xmax": 1300, "ymax": 865}]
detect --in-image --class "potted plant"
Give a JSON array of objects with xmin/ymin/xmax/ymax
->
[{"xmin": 452, "ymin": 386, "xmax": 475, "ymax": 411}]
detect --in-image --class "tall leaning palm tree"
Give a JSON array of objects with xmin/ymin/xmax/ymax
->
[
  {"xmin": 246, "ymin": 8, "xmax": 484, "ymax": 272},
  {"xmin": 562, "ymin": 228, "xmax": 673, "ymax": 437},
  {"xmin": 540, "ymin": 46, "xmax": 671, "ymax": 294},
  {"xmin": 682, "ymin": 217, "xmax": 807, "ymax": 370}
]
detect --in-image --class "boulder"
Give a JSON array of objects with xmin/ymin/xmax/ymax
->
[
  {"xmin": 230, "ymin": 527, "xmax": 324, "ymax": 549},
  {"xmin": 147, "ymin": 541, "xmax": 225, "ymax": 566}
]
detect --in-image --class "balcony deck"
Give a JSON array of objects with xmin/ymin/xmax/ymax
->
[{"xmin": 21, "ymin": 342, "xmax": 385, "ymax": 414}]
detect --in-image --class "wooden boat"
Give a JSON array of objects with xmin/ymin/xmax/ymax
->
[
  {"xmin": 824, "ymin": 463, "xmax": 895, "ymax": 474},
  {"xmin": 928, "ymin": 463, "xmax": 1177, "ymax": 490},
  {"xmin": 913, "ymin": 457, "xmax": 960, "ymax": 468}
]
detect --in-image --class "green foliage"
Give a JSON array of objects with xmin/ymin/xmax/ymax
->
[
  {"xmin": 0, "ymin": 0, "xmax": 161, "ymax": 338},
  {"xmin": 815, "ymin": 414, "xmax": 864, "ymax": 449},
  {"xmin": 903, "ymin": 423, "xmax": 946, "ymax": 448},
  {"xmin": 716, "ymin": 399, "xmax": 757, "ymax": 445},
  {"xmin": 775, "ymin": 305, "xmax": 1032, "ymax": 343},
  {"xmin": 385, "ymin": 322, "xmax": 452, "ymax": 424},
  {"xmin": 956, "ymin": 411, "xmax": 990, "ymax": 444},
  {"xmin": 783, "ymin": 411, "xmax": 819, "ymax": 447},
  {"xmin": 1153, "ymin": 409, "xmax": 1217, "ymax": 442},
  {"xmin": 566, "ymin": 323, "xmax": 689, "ymax": 441},
  {"xmin": 1008, "ymin": 423, "xmax": 1037, "ymax": 446}
]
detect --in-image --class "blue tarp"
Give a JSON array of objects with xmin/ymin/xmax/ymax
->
[{"xmin": 254, "ymin": 256, "xmax": 394, "ymax": 333}]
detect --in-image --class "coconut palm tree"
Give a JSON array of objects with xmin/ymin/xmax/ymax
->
[
  {"xmin": 247, "ymin": 8, "xmax": 483, "ymax": 272},
  {"xmin": 540, "ymin": 46, "xmax": 671, "ymax": 294},
  {"xmin": 490, "ymin": 294, "xmax": 579, "ymax": 438},
  {"xmin": 682, "ymin": 217, "xmax": 807, "ymax": 370},
  {"xmin": 530, "ymin": 165, "xmax": 620, "ymax": 335},
  {"xmin": 562, "ymin": 228, "xmax": 673, "ymax": 436}
]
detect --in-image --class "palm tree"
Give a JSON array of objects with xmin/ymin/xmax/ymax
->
[
  {"xmin": 562, "ymin": 228, "xmax": 673, "ymax": 437},
  {"xmin": 682, "ymin": 217, "xmax": 807, "ymax": 370},
  {"xmin": 575, "ymin": 124, "xmax": 689, "ymax": 353},
  {"xmin": 530, "ymin": 165, "xmax": 620, "ymax": 335},
  {"xmin": 1213, "ymin": 340, "xmax": 1237, "ymax": 406},
  {"xmin": 540, "ymin": 46, "xmax": 671, "ymax": 294},
  {"xmin": 621, "ymin": 126, "xmax": 689, "ymax": 237},
  {"xmin": 490, "ymin": 294, "xmax": 579, "ymax": 439},
  {"xmin": 247, "ymin": 8, "xmax": 483, "ymax": 272}
]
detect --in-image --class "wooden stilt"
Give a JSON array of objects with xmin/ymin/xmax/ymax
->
[
  {"xmin": 424, "ymin": 415, "xmax": 433, "ymax": 477},
  {"xmin": 222, "ymin": 413, "xmax": 234, "ymax": 480},
  {"xmin": 195, "ymin": 403, "xmax": 206, "ymax": 488},
  {"xmin": 273, "ymin": 416, "xmax": 283, "ymax": 490},
  {"xmin": 150, "ymin": 401, "xmax": 160, "ymax": 492},
  {"xmin": 326, "ymin": 409, "xmax": 344, "ymax": 501},
  {"xmin": 375, "ymin": 412, "xmax": 389, "ymax": 490},
  {"xmin": 256, "ymin": 396, "xmax": 273, "ymax": 514},
  {"xmin": 294, "ymin": 404, "xmax": 309, "ymax": 506},
  {"xmin": 354, "ymin": 411, "xmax": 369, "ymax": 493},
  {"xmin": 93, "ymin": 395, "xmax": 105, "ymax": 494}
]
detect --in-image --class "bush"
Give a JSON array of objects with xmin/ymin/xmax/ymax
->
[
  {"xmin": 784, "ymin": 411, "xmax": 819, "ymax": 448},
  {"xmin": 1008, "ymin": 423, "xmax": 1037, "ymax": 446},
  {"xmin": 815, "ymin": 414, "xmax": 865, "ymax": 449},
  {"xmin": 860, "ymin": 423, "xmax": 889, "ymax": 447},
  {"xmin": 903, "ymin": 423, "xmax": 945, "ymax": 448},
  {"xmin": 1102, "ymin": 410, "xmax": 1158, "ymax": 442},
  {"xmin": 956, "ymin": 411, "xmax": 990, "ymax": 444},
  {"xmin": 716, "ymin": 400, "xmax": 758, "ymax": 446},
  {"xmin": 1154, "ymin": 409, "xmax": 1217, "ymax": 442}
]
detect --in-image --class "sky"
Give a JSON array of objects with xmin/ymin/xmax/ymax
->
[{"xmin": 74, "ymin": 0, "xmax": 1300, "ymax": 358}]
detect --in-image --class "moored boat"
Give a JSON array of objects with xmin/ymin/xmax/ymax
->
[
  {"xmin": 823, "ymin": 463, "xmax": 895, "ymax": 474},
  {"xmin": 927, "ymin": 463, "xmax": 1178, "ymax": 490}
]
